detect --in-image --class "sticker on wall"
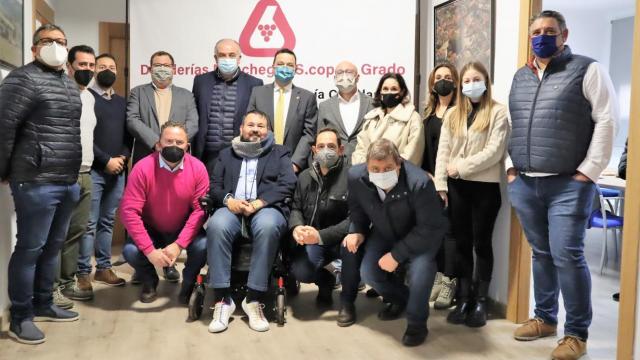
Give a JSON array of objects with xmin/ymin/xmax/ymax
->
[{"xmin": 239, "ymin": 0, "xmax": 296, "ymax": 57}]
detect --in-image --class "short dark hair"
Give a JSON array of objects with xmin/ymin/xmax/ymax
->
[
  {"xmin": 33, "ymin": 23, "xmax": 65, "ymax": 45},
  {"xmin": 160, "ymin": 121, "xmax": 188, "ymax": 138},
  {"xmin": 273, "ymin": 48, "xmax": 296, "ymax": 64},
  {"xmin": 372, "ymin": 72, "xmax": 410, "ymax": 108},
  {"xmin": 366, "ymin": 139, "xmax": 402, "ymax": 165},
  {"xmin": 150, "ymin": 51, "xmax": 175, "ymax": 66},
  {"xmin": 243, "ymin": 110, "xmax": 272, "ymax": 130},
  {"xmin": 96, "ymin": 53, "xmax": 117, "ymax": 66},
  {"xmin": 531, "ymin": 10, "xmax": 567, "ymax": 32},
  {"xmin": 67, "ymin": 45, "xmax": 95, "ymax": 64},
  {"xmin": 316, "ymin": 127, "xmax": 341, "ymax": 147}
]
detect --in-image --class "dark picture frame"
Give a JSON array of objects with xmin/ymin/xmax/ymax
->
[
  {"xmin": 434, "ymin": 0, "xmax": 495, "ymax": 79},
  {"xmin": 0, "ymin": 0, "xmax": 24, "ymax": 69}
]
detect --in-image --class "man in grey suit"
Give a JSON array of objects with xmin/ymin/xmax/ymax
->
[
  {"xmin": 317, "ymin": 61, "xmax": 374, "ymax": 163},
  {"xmin": 247, "ymin": 48, "xmax": 317, "ymax": 173},
  {"xmin": 126, "ymin": 50, "xmax": 198, "ymax": 282},
  {"xmin": 127, "ymin": 50, "xmax": 199, "ymax": 165}
]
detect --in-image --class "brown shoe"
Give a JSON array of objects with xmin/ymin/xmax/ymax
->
[
  {"xmin": 514, "ymin": 317, "xmax": 557, "ymax": 341},
  {"xmin": 62, "ymin": 274, "xmax": 93, "ymax": 301},
  {"xmin": 551, "ymin": 336, "xmax": 586, "ymax": 360},
  {"xmin": 94, "ymin": 269, "xmax": 126, "ymax": 287}
]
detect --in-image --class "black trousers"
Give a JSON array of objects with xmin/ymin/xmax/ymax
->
[
  {"xmin": 447, "ymin": 178, "xmax": 501, "ymax": 281},
  {"xmin": 435, "ymin": 207, "xmax": 456, "ymax": 278}
]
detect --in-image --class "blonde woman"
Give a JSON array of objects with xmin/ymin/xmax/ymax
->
[
  {"xmin": 434, "ymin": 62, "xmax": 509, "ymax": 328},
  {"xmin": 352, "ymin": 73, "xmax": 424, "ymax": 166}
]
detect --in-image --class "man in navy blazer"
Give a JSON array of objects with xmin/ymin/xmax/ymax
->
[
  {"xmin": 192, "ymin": 39, "xmax": 263, "ymax": 172},
  {"xmin": 206, "ymin": 110, "xmax": 296, "ymax": 334}
]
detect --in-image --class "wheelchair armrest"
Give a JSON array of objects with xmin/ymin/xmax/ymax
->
[{"xmin": 198, "ymin": 195, "xmax": 215, "ymax": 216}]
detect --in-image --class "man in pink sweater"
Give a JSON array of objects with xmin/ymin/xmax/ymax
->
[{"xmin": 121, "ymin": 121, "xmax": 208, "ymax": 304}]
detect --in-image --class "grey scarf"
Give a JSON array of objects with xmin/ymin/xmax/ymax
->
[{"xmin": 231, "ymin": 132, "xmax": 275, "ymax": 159}]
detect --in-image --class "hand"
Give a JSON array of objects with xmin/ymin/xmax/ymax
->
[
  {"xmin": 446, "ymin": 164, "xmax": 459, "ymax": 178},
  {"xmin": 378, "ymin": 252, "xmax": 399, "ymax": 272},
  {"xmin": 105, "ymin": 157, "xmax": 125, "ymax": 175},
  {"xmin": 438, "ymin": 191, "xmax": 448, "ymax": 208},
  {"xmin": 227, "ymin": 198, "xmax": 250, "ymax": 215},
  {"xmin": 292, "ymin": 164, "xmax": 300, "ymax": 174},
  {"xmin": 162, "ymin": 242, "xmax": 182, "ymax": 265},
  {"xmin": 146, "ymin": 248, "xmax": 172, "ymax": 268},
  {"xmin": 342, "ymin": 233, "xmax": 365, "ymax": 253},
  {"xmin": 292, "ymin": 226, "xmax": 306, "ymax": 245},
  {"xmin": 300, "ymin": 226, "xmax": 320, "ymax": 245},
  {"xmin": 573, "ymin": 171, "xmax": 592, "ymax": 183},
  {"xmin": 507, "ymin": 168, "xmax": 518, "ymax": 184},
  {"xmin": 241, "ymin": 199, "xmax": 264, "ymax": 216}
]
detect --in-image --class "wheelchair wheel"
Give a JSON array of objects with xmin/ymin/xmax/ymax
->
[
  {"xmin": 276, "ymin": 292, "xmax": 286, "ymax": 326},
  {"xmin": 187, "ymin": 283, "xmax": 205, "ymax": 321}
]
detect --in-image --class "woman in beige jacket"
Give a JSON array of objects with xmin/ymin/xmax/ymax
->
[
  {"xmin": 352, "ymin": 73, "xmax": 424, "ymax": 166},
  {"xmin": 434, "ymin": 62, "xmax": 510, "ymax": 328}
]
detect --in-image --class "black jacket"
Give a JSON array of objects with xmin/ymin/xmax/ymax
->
[
  {"xmin": 619, "ymin": 140, "xmax": 628, "ymax": 180},
  {"xmin": 289, "ymin": 157, "xmax": 349, "ymax": 246},
  {"xmin": 348, "ymin": 161, "xmax": 447, "ymax": 263},
  {"xmin": 0, "ymin": 61, "xmax": 82, "ymax": 183},
  {"xmin": 210, "ymin": 143, "xmax": 297, "ymax": 218}
]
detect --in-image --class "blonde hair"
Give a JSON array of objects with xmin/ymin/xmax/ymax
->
[{"xmin": 446, "ymin": 62, "xmax": 495, "ymax": 137}]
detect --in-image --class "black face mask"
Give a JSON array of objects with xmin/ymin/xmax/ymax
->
[
  {"xmin": 74, "ymin": 69, "xmax": 94, "ymax": 87},
  {"xmin": 161, "ymin": 146, "xmax": 185, "ymax": 163},
  {"xmin": 381, "ymin": 93, "xmax": 402, "ymax": 108},
  {"xmin": 96, "ymin": 70, "xmax": 116, "ymax": 88},
  {"xmin": 433, "ymin": 79, "xmax": 455, "ymax": 97}
]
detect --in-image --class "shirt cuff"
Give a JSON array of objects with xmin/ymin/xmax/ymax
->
[
  {"xmin": 577, "ymin": 160, "xmax": 603, "ymax": 183},
  {"xmin": 505, "ymin": 156, "xmax": 514, "ymax": 172}
]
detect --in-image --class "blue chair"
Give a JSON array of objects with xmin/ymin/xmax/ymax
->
[
  {"xmin": 600, "ymin": 186, "xmax": 623, "ymax": 215},
  {"xmin": 588, "ymin": 186, "xmax": 624, "ymax": 275}
]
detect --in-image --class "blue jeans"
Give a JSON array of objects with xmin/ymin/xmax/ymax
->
[
  {"xmin": 122, "ymin": 228, "xmax": 207, "ymax": 286},
  {"xmin": 207, "ymin": 207, "xmax": 286, "ymax": 292},
  {"xmin": 8, "ymin": 181, "xmax": 80, "ymax": 322},
  {"xmin": 77, "ymin": 170, "xmax": 125, "ymax": 274},
  {"xmin": 508, "ymin": 174, "xmax": 596, "ymax": 340},
  {"xmin": 291, "ymin": 243, "xmax": 339, "ymax": 287}
]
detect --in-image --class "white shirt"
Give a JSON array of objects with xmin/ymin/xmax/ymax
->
[
  {"xmin": 79, "ymin": 89, "xmax": 97, "ymax": 172},
  {"xmin": 338, "ymin": 91, "xmax": 361, "ymax": 135},
  {"xmin": 158, "ymin": 154, "xmax": 184, "ymax": 173},
  {"xmin": 505, "ymin": 60, "xmax": 619, "ymax": 182},
  {"xmin": 273, "ymin": 82, "xmax": 293, "ymax": 129},
  {"xmin": 234, "ymin": 158, "xmax": 259, "ymax": 200}
]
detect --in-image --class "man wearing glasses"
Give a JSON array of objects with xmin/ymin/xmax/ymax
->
[
  {"xmin": 0, "ymin": 24, "xmax": 82, "ymax": 344},
  {"xmin": 126, "ymin": 50, "xmax": 199, "ymax": 283}
]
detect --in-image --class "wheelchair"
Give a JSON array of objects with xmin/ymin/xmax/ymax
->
[{"xmin": 187, "ymin": 196, "xmax": 300, "ymax": 327}]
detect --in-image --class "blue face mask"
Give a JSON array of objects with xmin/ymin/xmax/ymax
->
[
  {"xmin": 462, "ymin": 81, "xmax": 486, "ymax": 102},
  {"xmin": 275, "ymin": 66, "xmax": 295, "ymax": 84},
  {"xmin": 531, "ymin": 34, "xmax": 559, "ymax": 59},
  {"xmin": 217, "ymin": 58, "xmax": 238, "ymax": 75}
]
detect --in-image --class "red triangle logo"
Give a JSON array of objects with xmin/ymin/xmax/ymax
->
[{"xmin": 239, "ymin": 0, "xmax": 296, "ymax": 57}]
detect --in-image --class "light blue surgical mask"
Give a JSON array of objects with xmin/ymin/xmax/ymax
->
[
  {"xmin": 275, "ymin": 65, "xmax": 295, "ymax": 84},
  {"xmin": 217, "ymin": 57, "xmax": 238, "ymax": 75},
  {"xmin": 462, "ymin": 81, "xmax": 487, "ymax": 102}
]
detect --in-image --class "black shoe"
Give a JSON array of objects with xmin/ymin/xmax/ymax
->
[
  {"xmin": 130, "ymin": 271, "xmax": 142, "ymax": 285},
  {"xmin": 163, "ymin": 266, "xmax": 180, "ymax": 283},
  {"xmin": 447, "ymin": 299, "xmax": 473, "ymax": 324},
  {"xmin": 337, "ymin": 303, "xmax": 356, "ymax": 327},
  {"xmin": 613, "ymin": 292, "xmax": 620, "ymax": 302},
  {"xmin": 465, "ymin": 299, "xmax": 487, "ymax": 327},
  {"xmin": 33, "ymin": 305, "xmax": 79, "ymax": 322},
  {"xmin": 357, "ymin": 281, "xmax": 366, "ymax": 291},
  {"xmin": 178, "ymin": 282, "xmax": 195, "ymax": 305},
  {"xmin": 140, "ymin": 282, "xmax": 158, "ymax": 303},
  {"xmin": 378, "ymin": 302, "xmax": 405, "ymax": 321},
  {"xmin": 366, "ymin": 288, "xmax": 380, "ymax": 298},
  {"xmin": 8, "ymin": 320, "xmax": 45, "ymax": 345},
  {"xmin": 402, "ymin": 324, "xmax": 428, "ymax": 347}
]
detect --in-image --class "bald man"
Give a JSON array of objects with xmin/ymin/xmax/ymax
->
[
  {"xmin": 317, "ymin": 61, "xmax": 374, "ymax": 162},
  {"xmin": 192, "ymin": 38, "xmax": 263, "ymax": 173}
]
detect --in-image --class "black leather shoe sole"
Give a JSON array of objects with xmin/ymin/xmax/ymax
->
[{"xmin": 402, "ymin": 331, "xmax": 427, "ymax": 347}]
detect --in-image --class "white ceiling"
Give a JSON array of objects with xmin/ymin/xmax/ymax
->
[{"xmin": 544, "ymin": 0, "xmax": 635, "ymax": 16}]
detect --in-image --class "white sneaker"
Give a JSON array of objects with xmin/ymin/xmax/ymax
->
[
  {"xmin": 208, "ymin": 299, "xmax": 235, "ymax": 333},
  {"xmin": 434, "ymin": 276, "xmax": 456, "ymax": 310},
  {"xmin": 430, "ymin": 272, "xmax": 443, "ymax": 302},
  {"xmin": 241, "ymin": 298, "xmax": 270, "ymax": 332}
]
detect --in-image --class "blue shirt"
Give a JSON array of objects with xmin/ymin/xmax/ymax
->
[{"xmin": 234, "ymin": 158, "xmax": 258, "ymax": 200}]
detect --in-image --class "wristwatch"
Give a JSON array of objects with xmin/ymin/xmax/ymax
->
[{"xmin": 223, "ymin": 193, "xmax": 233, "ymax": 206}]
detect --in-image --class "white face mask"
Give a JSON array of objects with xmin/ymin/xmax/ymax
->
[
  {"xmin": 39, "ymin": 42, "xmax": 68, "ymax": 67},
  {"xmin": 462, "ymin": 80, "xmax": 487, "ymax": 102},
  {"xmin": 369, "ymin": 170, "xmax": 399, "ymax": 190},
  {"xmin": 335, "ymin": 74, "xmax": 356, "ymax": 93}
]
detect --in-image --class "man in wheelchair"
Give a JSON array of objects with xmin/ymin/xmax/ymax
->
[
  {"xmin": 206, "ymin": 110, "xmax": 297, "ymax": 333},
  {"xmin": 289, "ymin": 128, "xmax": 350, "ymax": 311},
  {"xmin": 120, "ymin": 121, "xmax": 209, "ymax": 304}
]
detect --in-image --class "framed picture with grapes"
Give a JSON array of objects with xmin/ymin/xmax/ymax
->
[
  {"xmin": 434, "ymin": 0, "xmax": 495, "ymax": 79},
  {"xmin": 0, "ymin": 0, "xmax": 24, "ymax": 69}
]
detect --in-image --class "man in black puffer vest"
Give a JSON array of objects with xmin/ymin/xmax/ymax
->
[
  {"xmin": 0, "ymin": 24, "xmax": 82, "ymax": 345},
  {"xmin": 507, "ymin": 11, "xmax": 618, "ymax": 360}
]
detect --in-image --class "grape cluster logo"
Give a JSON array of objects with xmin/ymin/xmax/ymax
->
[{"xmin": 239, "ymin": 0, "xmax": 296, "ymax": 57}]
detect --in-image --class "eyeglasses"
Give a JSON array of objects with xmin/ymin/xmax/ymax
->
[
  {"xmin": 37, "ymin": 38, "xmax": 67, "ymax": 46},
  {"xmin": 336, "ymin": 69, "xmax": 356, "ymax": 76}
]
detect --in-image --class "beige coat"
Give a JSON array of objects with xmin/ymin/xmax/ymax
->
[
  {"xmin": 434, "ymin": 102, "xmax": 510, "ymax": 192},
  {"xmin": 351, "ymin": 103, "xmax": 424, "ymax": 166}
]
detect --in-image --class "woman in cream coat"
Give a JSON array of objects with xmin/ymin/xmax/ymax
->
[
  {"xmin": 434, "ymin": 61, "xmax": 510, "ymax": 328},
  {"xmin": 352, "ymin": 73, "xmax": 424, "ymax": 166}
]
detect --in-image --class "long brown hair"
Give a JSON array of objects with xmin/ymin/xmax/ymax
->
[
  {"xmin": 446, "ymin": 62, "xmax": 495, "ymax": 137},
  {"xmin": 423, "ymin": 62, "xmax": 458, "ymax": 117}
]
